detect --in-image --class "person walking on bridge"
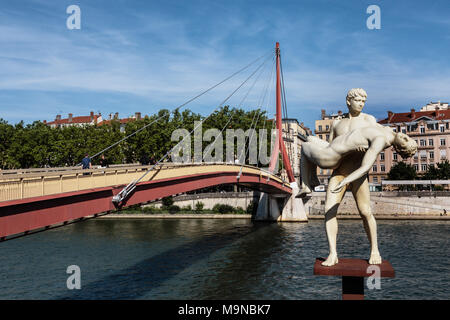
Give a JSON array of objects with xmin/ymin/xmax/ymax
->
[{"xmin": 81, "ymin": 154, "xmax": 92, "ymax": 175}]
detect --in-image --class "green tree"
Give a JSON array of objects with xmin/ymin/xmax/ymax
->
[
  {"xmin": 1, "ymin": 106, "xmax": 273, "ymax": 169},
  {"xmin": 423, "ymin": 160, "xmax": 450, "ymax": 180},
  {"xmin": 387, "ymin": 162, "xmax": 417, "ymax": 180},
  {"xmin": 0, "ymin": 119, "xmax": 15, "ymax": 169}
]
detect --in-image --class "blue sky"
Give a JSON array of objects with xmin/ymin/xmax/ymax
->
[{"xmin": 0, "ymin": 0, "xmax": 449, "ymax": 130}]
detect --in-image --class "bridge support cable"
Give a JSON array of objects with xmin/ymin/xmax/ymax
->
[
  {"xmin": 237, "ymin": 57, "xmax": 276, "ymax": 181},
  {"xmin": 280, "ymin": 55, "xmax": 296, "ymax": 171},
  {"xmin": 78, "ymin": 50, "xmax": 273, "ymax": 166},
  {"xmin": 203, "ymin": 55, "xmax": 274, "ymax": 159},
  {"xmin": 266, "ymin": 117, "xmax": 277, "ymax": 182},
  {"xmin": 112, "ymin": 54, "xmax": 273, "ymax": 204}
]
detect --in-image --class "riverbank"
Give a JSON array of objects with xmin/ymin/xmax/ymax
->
[
  {"xmin": 100, "ymin": 213, "xmax": 252, "ymax": 219},
  {"xmin": 307, "ymin": 214, "xmax": 450, "ymax": 220},
  {"xmin": 99, "ymin": 212, "xmax": 450, "ymax": 220}
]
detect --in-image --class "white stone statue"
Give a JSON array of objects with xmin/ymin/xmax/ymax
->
[{"xmin": 299, "ymin": 88, "xmax": 417, "ymax": 266}]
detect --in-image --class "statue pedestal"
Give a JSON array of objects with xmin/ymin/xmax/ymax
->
[{"xmin": 313, "ymin": 258, "xmax": 395, "ymax": 300}]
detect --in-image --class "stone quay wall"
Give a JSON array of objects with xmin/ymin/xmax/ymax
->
[
  {"xmin": 145, "ymin": 192, "xmax": 260, "ymax": 210},
  {"xmin": 145, "ymin": 191, "xmax": 449, "ymax": 216},
  {"xmin": 304, "ymin": 191, "xmax": 450, "ymax": 216}
]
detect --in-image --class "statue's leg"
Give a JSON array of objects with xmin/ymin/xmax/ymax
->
[
  {"xmin": 299, "ymin": 149, "xmax": 313, "ymax": 195},
  {"xmin": 310, "ymin": 163, "xmax": 320, "ymax": 188},
  {"xmin": 322, "ymin": 172, "xmax": 347, "ymax": 266},
  {"xmin": 351, "ymin": 177, "xmax": 382, "ymax": 264}
]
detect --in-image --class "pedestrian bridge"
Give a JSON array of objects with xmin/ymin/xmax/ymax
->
[
  {"xmin": 0, "ymin": 163, "xmax": 296, "ymax": 240},
  {"xmin": 0, "ymin": 42, "xmax": 309, "ymax": 241},
  {"xmin": 0, "ymin": 163, "xmax": 291, "ymax": 203}
]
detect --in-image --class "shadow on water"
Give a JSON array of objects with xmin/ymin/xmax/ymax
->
[
  {"xmin": 195, "ymin": 223, "xmax": 287, "ymax": 299},
  {"xmin": 58, "ymin": 222, "xmax": 272, "ymax": 300}
]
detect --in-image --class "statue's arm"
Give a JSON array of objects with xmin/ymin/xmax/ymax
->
[
  {"xmin": 329, "ymin": 120, "xmax": 338, "ymax": 142},
  {"xmin": 331, "ymin": 137, "xmax": 385, "ymax": 192}
]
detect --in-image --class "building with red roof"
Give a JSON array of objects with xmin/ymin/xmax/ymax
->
[
  {"xmin": 373, "ymin": 102, "xmax": 450, "ymax": 183},
  {"xmin": 45, "ymin": 112, "xmax": 143, "ymax": 132},
  {"xmin": 313, "ymin": 102, "xmax": 450, "ymax": 188},
  {"xmin": 45, "ymin": 111, "xmax": 102, "ymax": 128}
]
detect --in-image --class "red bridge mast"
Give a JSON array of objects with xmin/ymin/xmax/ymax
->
[{"xmin": 270, "ymin": 42, "xmax": 296, "ymax": 183}]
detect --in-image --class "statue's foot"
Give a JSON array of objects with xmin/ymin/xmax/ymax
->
[
  {"xmin": 369, "ymin": 252, "xmax": 382, "ymax": 265},
  {"xmin": 321, "ymin": 254, "xmax": 338, "ymax": 267}
]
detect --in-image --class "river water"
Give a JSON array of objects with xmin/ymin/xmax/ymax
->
[{"xmin": 0, "ymin": 218, "xmax": 448, "ymax": 300}]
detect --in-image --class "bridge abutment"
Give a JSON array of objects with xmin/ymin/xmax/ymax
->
[{"xmin": 254, "ymin": 183, "xmax": 308, "ymax": 222}]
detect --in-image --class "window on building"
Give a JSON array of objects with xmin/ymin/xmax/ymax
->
[
  {"xmin": 373, "ymin": 177, "xmax": 378, "ymax": 183},
  {"xmin": 372, "ymin": 165, "xmax": 377, "ymax": 172},
  {"xmin": 320, "ymin": 169, "xmax": 324, "ymax": 175},
  {"xmin": 380, "ymin": 165, "xmax": 385, "ymax": 172},
  {"xmin": 440, "ymin": 138, "xmax": 446, "ymax": 146},
  {"xmin": 392, "ymin": 128, "xmax": 397, "ymax": 132},
  {"xmin": 440, "ymin": 125, "xmax": 445, "ymax": 133},
  {"xmin": 421, "ymin": 164, "xmax": 427, "ymax": 171},
  {"xmin": 318, "ymin": 125, "xmax": 323, "ymax": 131},
  {"xmin": 326, "ymin": 134, "xmax": 330, "ymax": 141},
  {"xmin": 414, "ymin": 152, "xmax": 418, "ymax": 159},
  {"xmin": 441, "ymin": 150, "xmax": 447, "ymax": 159},
  {"xmin": 401, "ymin": 127, "xmax": 406, "ymax": 134},
  {"xmin": 319, "ymin": 135, "xmax": 323, "ymax": 139},
  {"xmin": 393, "ymin": 153, "xmax": 398, "ymax": 160},
  {"xmin": 420, "ymin": 150, "xmax": 427, "ymax": 159},
  {"xmin": 420, "ymin": 139, "xmax": 426, "ymax": 146},
  {"xmin": 380, "ymin": 152, "xmax": 385, "ymax": 161},
  {"xmin": 429, "ymin": 139, "xmax": 434, "ymax": 146},
  {"xmin": 420, "ymin": 126, "xmax": 425, "ymax": 133},
  {"xmin": 325, "ymin": 125, "xmax": 329, "ymax": 131},
  {"xmin": 414, "ymin": 164, "xmax": 419, "ymax": 171},
  {"xmin": 430, "ymin": 151, "xmax": 434, "ymax": 159}
]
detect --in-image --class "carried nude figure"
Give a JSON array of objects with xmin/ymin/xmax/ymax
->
[
  {"xmin": 300, "ymin": 88, "xmax": 417, "ymax": 267},
  {"xmin": 299, "ymin": 124, "xmax": 417, "ymax": 195}
]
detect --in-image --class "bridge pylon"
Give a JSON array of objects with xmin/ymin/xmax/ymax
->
[
  {"xmin": 255, "ymin": 42, "xmax": 308, "ymax": 222},
  {"xmin": 254, "ymin": 182, "xmax": 307, "ymax": 222}
]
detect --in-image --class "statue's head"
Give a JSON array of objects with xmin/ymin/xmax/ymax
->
[
  {"xmin": 346, "ymin": 88, "xmax": 367, "ymax": 115},
  {"xmin": 393, "ymin": 132, "xmax": 417, "ymax": 158}
]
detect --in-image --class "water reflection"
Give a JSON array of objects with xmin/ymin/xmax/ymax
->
[{"xmin": 0, "ymin": 218, "xmax": 448, "ymax": 300}]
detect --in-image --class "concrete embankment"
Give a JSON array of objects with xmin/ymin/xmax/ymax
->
[
  {"xmin": 99, "ymin": 213, "xmax": 450, "ymax": 220},
  {"xmin": 305, "ymin": 191, "xmax": 450, "ymax": 216},
  {"xmin": 97, "ymin": 191, "xmax": 449, "ymax": 220},
  {"xmin": 142, "ymin": 191, "xmax": 449, "ymax": 217},
  {"xmin": 100, "ymin": 213, "xmax": 252, "ymax": 219},
  {"xmin": 307, "ymin": 214, "xmax": 450, "ymax": 220}
]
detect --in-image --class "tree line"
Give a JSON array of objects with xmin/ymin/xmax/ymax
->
[
  {"xmin": 388, "ymin": 161, "xmax": 450, "ymax": 181},
  {"xmin": 0, "ymin": 106, "xmax": 272, "ymax": 169}
]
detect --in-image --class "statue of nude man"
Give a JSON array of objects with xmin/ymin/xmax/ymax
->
[
  {"xmin": 299, "ymin": 125, "xmax": 417, "ymax": 195},
  {"xmin": 322, "ymin": 88, "xmax": 381, "ymax": 266}
]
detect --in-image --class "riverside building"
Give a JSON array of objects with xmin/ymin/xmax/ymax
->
[
  {"xmin": 281, "ymin": 118, "xmax": 312, "ymax": 184},
  {"xmin": 313, "ymin": 103, "xmax": 450, "ymax": 189},
  {"xmin": 314, "ymin": 109, "xmax": 345, "ymax": 185},
  {"xmin": 45, "ymin": 112, "xmax": 143, "ymax": 132},
  {"xmin": 375, "ymin": 103, "xmax": 450, "ymax": 183}
]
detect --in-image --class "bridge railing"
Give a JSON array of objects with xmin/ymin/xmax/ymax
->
[{"xmin": 0, "ymin": 162, "xmax": 285, "ymax": 203}]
